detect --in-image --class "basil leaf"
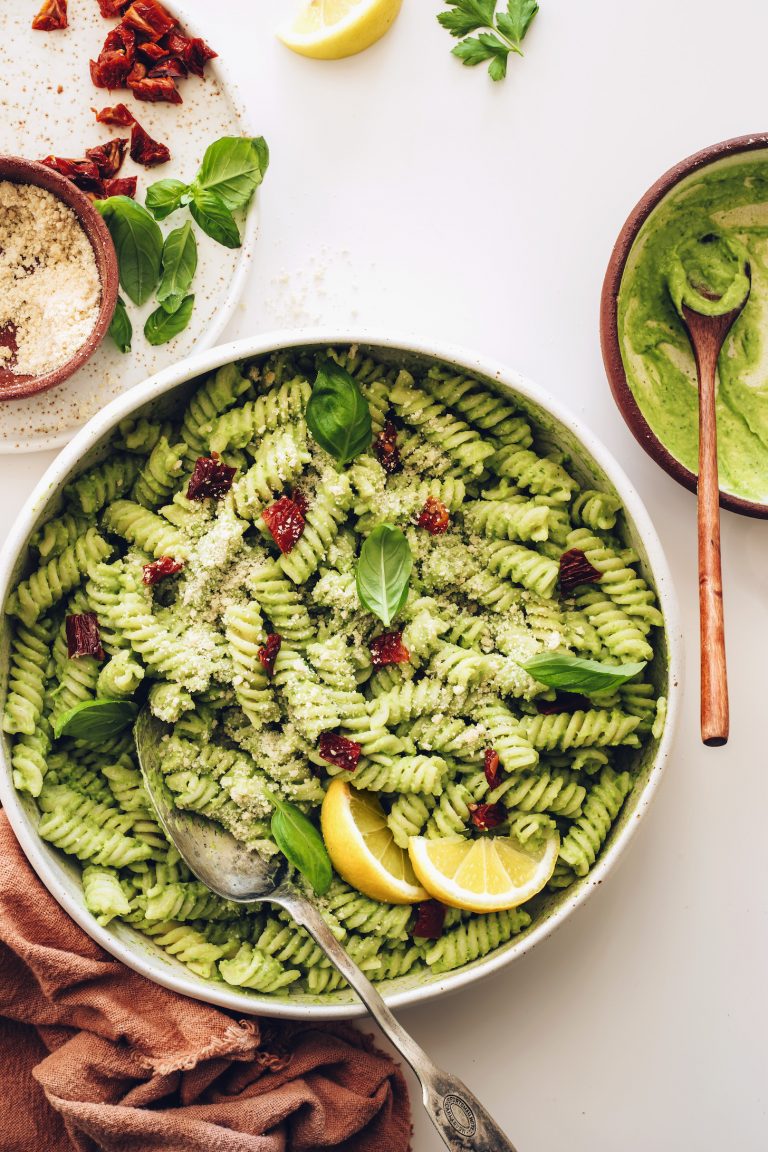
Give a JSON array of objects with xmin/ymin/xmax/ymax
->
[
  {"xmin": 196, "ymin": 135, "xmax": 268, "ymax": 211},
  {"xmin": 95, "ymin": 195, "xmax": 162, "ymax": 306},
  {"xmin": 157, "ymin": 221, "xmax": 197, "ymax": 306},
  {"xmin": 161, "ymin": 292, "xmax": 184, "ymax": 315},
  {"xmin": 144, "ymin": 295, "xmax": 195, "ymax": 346},
  {"xmin": 271, "ymin": 799, "xmax": 332, "ymax": 896},
  {"xmin": 520, "ymin": 653, "xmax": 647, "ymax": 693},
  {"xmin": 306, "ymin": 360, "xmax": 372, "ymax": 467},
  {"xmin": 145, "ymin": 178, "xmax": 190, "ymax": 221},
  {"xmin": 189, "ymin": 185, "xmax": 241, "ymax": 248},
  {"xmin": 53, "ymin": 698, "xmax": 138, "ymax": 743},
  {"xmin": 356, "ymin": 524, "xmax": 412, "ymax": 627},
  {"xmin": 108, "ymin": 295, "xmax": 132, "ymax": 354}
]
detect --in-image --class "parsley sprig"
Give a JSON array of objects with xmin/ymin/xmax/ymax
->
[{"xmin": 438, "ymin": 0, "xmax": 539, "ymax": 81}]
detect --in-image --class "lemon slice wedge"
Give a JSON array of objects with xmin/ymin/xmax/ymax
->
[
  {"xmin": 408, "ymin": 831, "xmax": 560, "ymax": 914},
  {"xmin": 277, "ymin": 0, "xmax": 403, "ymax": 60},
  {"xmin": 321, "ymin": 779, "xmax": 428, "ymax": 904}
]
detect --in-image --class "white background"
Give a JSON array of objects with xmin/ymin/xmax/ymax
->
[{"xmin": 3, "ymin": 1, "xmax": 768, "ymax": 1148}]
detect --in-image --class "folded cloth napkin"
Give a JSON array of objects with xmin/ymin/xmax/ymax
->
[{"xmin": 0, "ymin": 813, "xmax": 412, "ymax": 1152}]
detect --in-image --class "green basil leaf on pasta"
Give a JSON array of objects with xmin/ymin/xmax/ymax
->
[
  {"xmin": 144, "ymin": 295, "xmax": 195, "ymax": 346},
  {"xmin": 145, "ymin": 178, "xmax": 190, "ymax": 220},
  {"xmin": 189, "ymin": 185, "xmax": 242, "ymax": 248},
  {"xmin": 108, "ymin": 295, "xmax": 132, "ymax": 354},
  {"xmin": 196, "ymin": 135, "xmax": 269, "ymax": 210},
  {"xmin": 95, "ymin": 195, "xmax": 163, "ymax": 306},
  {"xmin": 157, "ymin": 221, "xmax": 197, "ymax": 306},
  {"xmin": 53, "ymin": 698, "xmax": 138, "ymax": 743},
  {"xmin": 356, "ymin": 523, "xmax": 412, "ymax": 627},
  {"xmin": 306, "ymin": 360, "xmax": 372, "ymax": 467},
  {"xmin": 271, "ymin": 799, "xmax": 332, "ymax": 896},
  {"xmin": 520, "ymin": 653, "xmax": 647, "ymax": 693}
]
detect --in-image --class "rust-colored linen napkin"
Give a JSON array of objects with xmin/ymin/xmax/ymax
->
[{"xmin": 0, "ymin": 813, "xmax": 412, "ymax": 1152}]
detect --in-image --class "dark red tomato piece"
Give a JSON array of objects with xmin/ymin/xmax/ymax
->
[
  {"xmin": 163, "ymin": 29, "xmax": 217, "ymax": 77},
  {"xmin": 103, "ymin": 175, "xmax": 137, "ymax": 198},
  {"xmin": 369, "ymin": 631, "xmax": 410, "ymax": 668},
  {"xmin": 257, "ymin": 633, "xmax": 282, "ymax": 677},
  {"xmin": 86, "ymin": 138, "xmax": 128, "ymax": 178},
  {"xmin": 148, "ymin": 56, "xmax": 187, "ymax": 79},
  {"xmin": 127, "ymin": 61, "xmax": 182, "ymax": 104},
  {"xmin": 318, "ymin": 732, "xmax": 362, "ymax": 772},
  {"xmin": 418, "ymin": 496, "xmax": 450, "ymax": 535},
  {"xmin": 412, "ymin": 900, "xmax": 446, "ymax": 940},
  {"xmin": 484, "ymin": 748, "xmax": 502, "ymax": 790},
  {"xmin": 97, "ymin": 0, "xmax": 127, "ymax": 17},
  {"xmin": 65, "ymin": 613, "xmax": 105, "ymax": 660},
  {"xmin": 32, "ymin": 0, "xmax": 68, "ymax": 30},
  {"xmin": 186, "ymin": 454, "xmax": 237, "ymax": 501},
  {"xmin": 121, "ymin": 0, "xmax": 175, "ymax": 41},
  {"xmin": 559, "ymin": 548, "xmax": 601, "ymax": 595},
  {"xmin": 90, "ymin": 25, "xmax": 136, "ymax": 90},
  {"xmin": 468, "ymin": 802, "xmax": 506, "ymax": 831},
  {"xmin": 40, "ymin": 156, "xmax": 102, "ymax": 193},
  {"xmin": 261, "ymin": 496, "xmax": 305, "ymax": 554},
  {"xmin": 142, "ymin": 556, "xmax": 184, "ymax": 586},
  {"xmin": 373, "ymin": 419, "xmax": 400, "ymax": 475},
  {"xmin": 138, "ymin": 40, "xmax": 170, "ymax": 62},
  {"xmin": 129, "ymin": 118, "xmax": 171, "ymax": 166},
  {"xmin": 95, "ymin": 103, "xmax": 135, "ymax": 126}
]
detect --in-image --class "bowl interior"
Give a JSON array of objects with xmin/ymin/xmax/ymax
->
[
  {"xmin": 0, "ymin": 337, "xmax": 680, "ymax": 1019},
  {"xmin": 0, "ymin": 156, "xmax": 118, "ymax": 401}
]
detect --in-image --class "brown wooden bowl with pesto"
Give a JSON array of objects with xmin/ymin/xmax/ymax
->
[{"xmin": 601, "ymin": 132, "xmax": 768, "ymax": 519}]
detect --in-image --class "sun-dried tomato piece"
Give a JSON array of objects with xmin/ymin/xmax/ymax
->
[
  {"xmin": 412, "ymin": 900, "xmax": 446, "ymax": 940},
  {"xmin": 418, "ymin": 496, "xmax": 450, "ymax": 536},
  {"xmin": 121, "ymin": 0, "xmax": 175, "ymax": 41},
  {"xmin": 32, "ymin": 0, "xmax": 68, "ymax": 30},
  {"xmin": 257, "ymin": 633, "xmax": 282, "ymax": 677},
  {"xmin": 148, "ymin": 56, "xmax": 187, "ymax": 79},
  {"xmin": 162, "ymin": 28, "xmax": 217, "ymax": 77},
  {"xmin": 90, "ymin": 24, "xmax": 136, "ymax": 90},
  {"xmin": 95, "ymin": 103, "xmax": 135, "ymax": 126},
  {"xmin": 261, "ymin": 496, "xmax": 305, "ymax": 554},
  {"xmin": 369, "ymin": 631, "xmax": 410, "ymax": 668},
  {"xmin": 40, "ymin": 156, "xmax": 102, "ymax": 193},
  {"xmin": 559, "ymin": 548, "xmax": 602, "ymax": 595},
  {"xmin": 373, "ymin": 420, "xmax": 400, "ymax": 475},
  {"xmin": 536, "ymin": 692, "xmax": 591, "ymax": 715},
  {"xmin": 66, "ymin": 613, "xmax": 105, "ymax": 660},
  {"xmin": 138, "ymin": 40, "xmax": 169, "ymax": 62},
  {"xmin": 468, "ymin": 802, "xmax": 506, "ymax": 831},
  {"xmin": 186, "ymin": 453, "xmax": 237, "ymax": 501},
  {"xmin": 97, "ymin": 0, "xmax": 128, "ymax": 16},
  {"xmin": 318, "ymin": 732, "xmax": 362, "ymax": 772},
  {"xmin": 484, "ymin": 748, "xmax": 502, "ymax": 790},
  {"xmin": 290, "ymin": 487, "xmax": 309, "ymax": 516},
  {"xmin": 129, "ymin": 118, "xmax": 171, "ymax": 166},
  {"xmin": 127, "ymin": 62, "xmax": 182, "ymax": 104},
  {"xmin": 86, "ymin": 138, "xmax": 128, "ymax": 178},
  {"xmin": 103, "ymin": 175, "xmax": 137, "ymax": 198},
  {"xmin": 142, "ymin": 555, "xmax": 184, "ymax": 586}
]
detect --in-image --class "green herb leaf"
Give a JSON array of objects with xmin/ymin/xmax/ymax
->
[
  {"xmin": 145, "ymin": 178, "xmax": 190, "ymax": 221},
  {"xmin": 356, "ymin": 524, "xmax": 412, "ymax": 628},
  {"xmin": 438, "ymin": 0, "xmax": 538, "ymax": 80},
  {"xmin": 53, "ymin": 698, "xmax": 138, "ymax": 743},
  {"xmin": 438, "ymin": 0, "xmax": 497, "ymax": 36},
  {"xmin": 189, "ymin": 185, "xmax": 241, "ymax": 248},
  {"xmin": 306, "ymin": 360, "xmax": 372, "ymax": 468},
  {"xmin": 108, "ymin": 295, "xmax": 132, "ymax": 354},
  {"xmin": 95, "ymin": 195, "xmax": 163, "ymax": 306},
  {"xmin": 144, "ymin": 295, "xmax": 195, "ymax": 346},
  {"xmin": 196, "ymin": 135, "xmax": 268, "ymax": 211},
  {"xmin": 520, "ymin": 653, "xmax": 647, "ymax": 693},
  {"xmin": 161, "ymin": 292, "xmax": 185, "ymax": 314},
  {"xmin": 157, "ymin": 221, "xmax": 197, "ymax": 306},
  {"xmin": 271, "ymin": 799, "xmax": 332, "ymax": 896},
  {"xmin": 497, "ymin": 0, "xmax": 539, "ymax": 43}
]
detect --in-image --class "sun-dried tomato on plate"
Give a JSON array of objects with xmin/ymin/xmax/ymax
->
[
  {"xmin": 95, "ymin": 103, "xmax": 135, "ymax": 126},
  {"xmin": 418, "ymin": 496, "xmax": 450, "ymax": 535},
  {"xmin": 559, "ymin": 548, "xmax": 601, "ymax": 595},
  {"xmin": 142, "ymin": 556, "xmax": 184, "ymax": 586},
  {"xmin": 129, "ymin": 118, "xmax": 171, "ymax": 166},
  {"xmin": 65, "ymin": 613, "xmax": 105, "ymax": 660},
  {"xmin": 32, "ymin": 0, "xmax": 68, "ymax": 31},
  {"xmin": 262, "ymin": 496, "xmax": 306, "ymax": 555},
  {"xmin": 318, "ymin": 733, "xmax": 362, "ymax": 772},
  {"xmin": 86, "ymin": 138, "xmax": 128, "ymax": 178},
  {"xmin": 186, "ymin": 454, "xmax": 237, "ymax": 501},
  {"xmin": 369, "ymin": 631, "xmax": 410, "ymax": 668}
]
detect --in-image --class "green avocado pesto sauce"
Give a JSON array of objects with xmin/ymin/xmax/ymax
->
[{"xmin": 618, "ymin": 154, "xmax": 768, "ymax": 502}]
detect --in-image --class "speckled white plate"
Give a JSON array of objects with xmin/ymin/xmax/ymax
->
[{"xmin": 0, "ymin": 1, "xmax": 259, "ymax": 453}]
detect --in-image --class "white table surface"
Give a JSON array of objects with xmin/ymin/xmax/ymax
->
[{"xmin": 3, "ymin": 1, "xmax": 768, "ymax": 1148}]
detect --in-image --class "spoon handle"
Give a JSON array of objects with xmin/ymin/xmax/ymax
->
[{"xmin": 283, "ymin": 892, "xmax": 518, "ymax": 1151}]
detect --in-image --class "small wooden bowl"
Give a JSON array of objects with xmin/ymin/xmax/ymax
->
[
  {"xmin": 0, "ymin": 156, "xmax": 118, "ymax": 402},
  {"xmin": 600, "ymin": 132, "xmax": 768, "ymax": 519}
]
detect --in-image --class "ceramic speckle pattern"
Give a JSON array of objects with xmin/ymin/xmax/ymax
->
[{"xmin": 0, "ymin": 1, "xmax": 258, "ymax": 453}]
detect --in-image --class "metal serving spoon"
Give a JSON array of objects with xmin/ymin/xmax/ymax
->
[{"xmin": 135, "ymin": 708, "xmax": 518, "ymax": 1151}]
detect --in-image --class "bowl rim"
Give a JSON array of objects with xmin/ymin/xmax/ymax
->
[
  {"xmin": 0, "ymin": 329, "xmax": 684, "ymax": 1020},
  {"xmin": 600, "ymin": 131, "xmax": 768, "ymax": 519},
  {"xmin": 0, "ymin": 155, "xmax": 119, "ymax": 402}
]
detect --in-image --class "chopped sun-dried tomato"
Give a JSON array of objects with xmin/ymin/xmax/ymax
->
[
  {"xmin": 369, "ymin": 631, "xmax": 410, "ymax": 668},
  {"xmin": 186, "ymin": 454, "xmax": 237, "ymax": 501},
  {"xmin": 127, "ymin": 61, "xmax": 182, "ymax": 104},
  {"xmin": 373, "ymin": 420, "xmax": 400, "ymax": 475},
  {"xmin": 257, "ymin": 633, "xmax": 282, "ymax": 678},
  {"xmin": 121, "ymin": 0, "xmax": 175, "ymax": 41},
  {"xmin": 142, "ymin": 555, "xmax": 184, "ymax": 586},
  {"xmin": 559, "ymin": 548, "xmax": 602, "ymax": 595},
  {"xmin": 32, "ymin": 0, "xmax": 68, "ymax": 30},
  {"xmin": 318, "ymin": 732, "xmax": 362, "ymax": 772},
  {"xmin": 290, "ymin": 487, "xmax": 309, "ymax": 516},
  {"xmin": 129, "ymin": 118, "xmax": 171, "ymax": 166},
  {"xmin": 468, "ymin": 802, "xmax": 506, "ymax": 831},
  {"xmin": 162, "ymin": 30, "xmax": 217, "ymax": 78},
  {"xmin": 103, "ymin": 175, "xmax": 137, "ymax": 198},
  {"xmin": 138, "ymin": 39, "xmax": 170, "ymax": 63},
  {"xmin": 484, "ymin": 748, "xmax": 502, "ymax": 790},
  {"xmin": 90, "ymin": 24, "xmax": 136, "ymax": 90},
  {"xmin": 95, "ymin": 103, "xmax": 135, "ymax": 126},
  {"xmin": 40, "ymin": 156, "xmax": 102, "ymax": 193},
  {"xmin": 66, "ymin": 613, "xmax": 105, "ymax": 660},
  {"xmin": 418, "ymin": 496, "xmax": 450, "ymax": 536},
  {"xmin": 536, "ymin": 692, "xmax": 591, "ymax": 715},
  {"xmin": 261, "ymin": 496, "xmax": 306, "ymax": 555},
  {"xmin": 148, "ymin": 56, "xmax": 187, "ymax": 79},
  {"xmin": 412, "ymin": 900, "xmax": 446, "ymax": 940},
  {"xmin": 86, "ymin": 138, "xmax": 128, "ymax": 178},
  {"xmin": 96, "ymin": 0, "xmax": 127, "ymax": 17}
]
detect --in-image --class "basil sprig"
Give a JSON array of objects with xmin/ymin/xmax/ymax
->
[
  {"xmin": 356, "ymin": 524, "xmax": 412, "ymax": 627},
  {"xmin": 52, "ymin": 699, "xmax": 138, "ymax": 743},
  {"xmin": 196, "ymin": 135, "xmax": 269, "ymax": 210},
  {"xmin": 520, "ymin": 653, "xmax": 647, "ymax": 693},
  {"xmin": 144, "ymin": 295, "xmax": 195, "ymax": 346},
  {"xmin": 270, "ymin": 796, "xmax": 332, "ymax": 896},
  {"xmin": 95, "ymin": 196, "xmax": 162, "ymax": 306},
  {"xmin": 145, "ymin": 178, "xmax": 191, "ymax": 221},
  {"xmin": 108, "ymin": 295, "xmax": 132, "ymax": 354},
  {"xmin": 306, "ymin": 360, "xmax": 372, "ymax": 467},
  {"xmin": 157, "ymin": 221, "xmax": 197, "ymax": 307}
]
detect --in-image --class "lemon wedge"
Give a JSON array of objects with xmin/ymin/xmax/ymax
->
[
  {"xmin": 277, "ymin": 0, "xmax": 403, "ymax": 60},
  {"xmin": 408, "ymin": 831, "xmax": 560, "ymax": 914},
  {"xmin": 321, "ymin": 779, "xmax": 428, "ymax": 904}
]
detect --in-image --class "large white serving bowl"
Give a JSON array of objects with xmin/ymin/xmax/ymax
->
[{"xmin": 0, "ymin": 331, "xmax": 683, "ymax": 1020}]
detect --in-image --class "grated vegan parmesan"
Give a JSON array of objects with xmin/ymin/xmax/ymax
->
[{"xmin": 0, "ymin": 181, "xmax": 101, "ymax": 377}]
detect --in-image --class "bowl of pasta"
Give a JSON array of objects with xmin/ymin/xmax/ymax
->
[{"xmin": 0, "ymin": 331, "xmax": 682, "ymax": 1019}]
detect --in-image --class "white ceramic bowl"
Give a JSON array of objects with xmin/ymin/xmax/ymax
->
[{"xmin": 0, "ymin": 331, "xmax": 683, "ymax": 1020}]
